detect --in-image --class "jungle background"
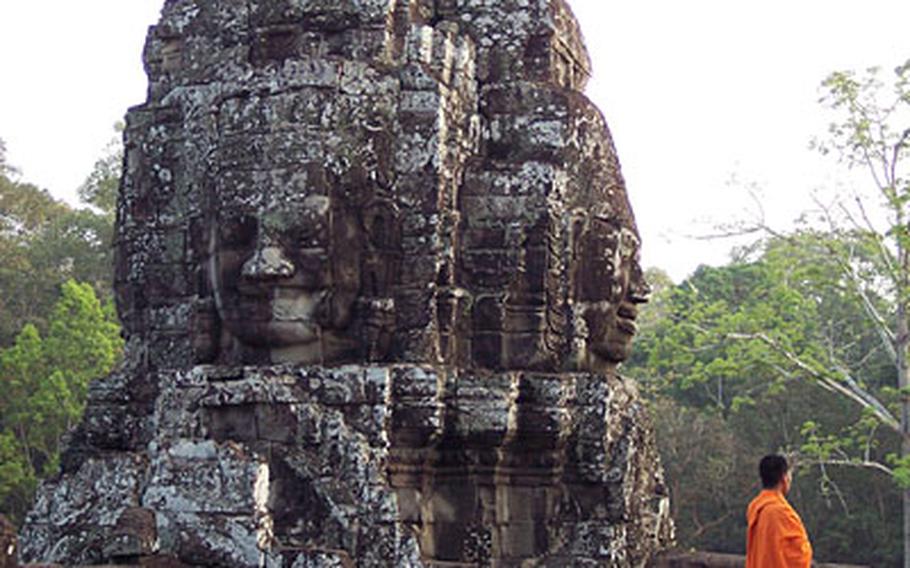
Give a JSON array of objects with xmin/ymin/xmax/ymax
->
[{"xmin": 0, "ymin": 62, "xmax": 908, "ymax": 566}]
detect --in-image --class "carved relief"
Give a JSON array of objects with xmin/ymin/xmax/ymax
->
[
  {"xmin": 20, "ymin": 1, "xmax": 673, "ymax": 566},
  {"xmin": 570, "ymin": 213, "xmax": 650, "ymax": 370}
]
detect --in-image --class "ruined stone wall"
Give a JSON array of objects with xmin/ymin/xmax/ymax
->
[
  {"xmin": 24, "ymin": 365, "xmax": 670, "ymax": 566},
  {"xmin": 20, "ymin": 1, "xmax": 673, "ymax": 566}
]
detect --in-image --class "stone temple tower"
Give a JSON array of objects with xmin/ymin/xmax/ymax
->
[{"xmin": 19, "ymin": 0, "xmax": 673, "ymax": 565}]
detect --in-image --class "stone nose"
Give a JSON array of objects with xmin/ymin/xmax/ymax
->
[{"xmin": 241, "ymin": 246, "xmax": 296, "ymax": 280}]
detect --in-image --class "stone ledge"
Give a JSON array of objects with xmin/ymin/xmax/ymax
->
[{"xmin": 654, "ymin": 550, "xmax": 870, "ymax": 568}]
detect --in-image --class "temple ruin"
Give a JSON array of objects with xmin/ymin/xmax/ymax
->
[{"xmin": 19, "ymin": 0, "xmax": 673, "ymax": 565}]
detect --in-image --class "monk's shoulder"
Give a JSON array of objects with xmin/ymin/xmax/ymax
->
[
  {"xmin": 760, "ymin": 500, "xmax": 794, "ymax": 520},
  {"xmin": 765, "ymin": 500, "xmax": 806, "ymax": 530}
]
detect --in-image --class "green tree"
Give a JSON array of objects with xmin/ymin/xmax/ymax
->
[
  {"xmin": 635, "ymin": 60, "xmax": 910, "ymax": 563},
  {"xmin": 44, "ymin": 280, "xmax": 122, "ymax": 415},
  {"xmin": 0, "ymin": 430, "xmax": 33, "ymax": 523},
  {"xmin": 77, "ymin": 125, "xmax": 122, "ymax": 217},
  {"xmin": 0, "ymin": 138, "xmax": 117, "ymax": 345},
  {"xmin": 0, "ymin": 324, "xmax": 50, "ymax": 524},
  {"xmin": 0, "ymin": 136, "xmax": 123, "ymax": 523},
  {"xmin": 813, "ymin": 61, "xmax": 910, "ymax": 567},
  {"xmin": 0, "ymin": 280, "xmax": 122, "ymax": 524},
  {"xmin": 647, "ymin": 396, "xmax": 755, "ymax": 551},
  {"xmin": 628, "ymin": 232, "xmax": 902, "ymax": 564}
]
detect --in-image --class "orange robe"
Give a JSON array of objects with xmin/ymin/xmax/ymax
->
[{"xmin": 746, "ymin": 489, "xmax": 812, "ymax": 568}]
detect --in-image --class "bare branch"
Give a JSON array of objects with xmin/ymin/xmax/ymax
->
[
  {"xmin": 818, "ymin": 461, "xmax": 851, "ymax": 514},
  {"xmin": 807, "ymin": 198, "xmax": 898, "ymax": 362},
  {"xmin": 690, "ymin": 183, "xmax": 777, "ymax": 241},
  {"xmin": 801, "ymin": 457, "xmax": 895, "ymax": 478},
  {"xmin": 890, "ymin": 128, "xmax": 910, "ymax": 187},
  {"xmin": 853, "ymin": 194, "xmax": 898, "ymax": 280},
  {"xmin": 864, "ymin": 421, "xmax": 881, "ymax": 463},
  {"xmin": 689, "ymin": 226, "xmax": 763, "ymax": 241},
  {"xmin": 726, "ymin": 332, "xmax": 902, "ymax": 434},
  {"xmin": 837, "ymin": 200, "xmax": 868, "ymax": 234},
  {"xmin": 845, "ymin": 276, "xmax": 898, "ymax": 363},
  {"xmin": 854, "ymin": 344, "xmax": 885, "ymax": 370}
]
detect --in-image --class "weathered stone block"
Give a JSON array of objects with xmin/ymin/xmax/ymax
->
[
  {"xmin": 21, "ymin": 0, "xmax": 673, "ymax": 565},
  {"xmin": 104, "ymin": 507, "xmax": 159, "ymax": 561},
  {"xmin": 20, "ymin": 454, "xmax": 145, "ymax": 565}
]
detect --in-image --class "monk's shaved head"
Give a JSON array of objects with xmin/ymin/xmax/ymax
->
[{"xmin": 759, "ymin": 454, "xmax": 789, "ymax": 489}]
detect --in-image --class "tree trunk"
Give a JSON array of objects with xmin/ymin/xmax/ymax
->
[
  {"xmin": 904, "ymin": 445, "xmax": 910, "ymax": 568},
  {"xmin": 897, "ymin": 297, "xmax": 909, "ymax": 568},
  {"xmin": 900, "ymin": 392, "xmax": 909, "ymax": 568}
]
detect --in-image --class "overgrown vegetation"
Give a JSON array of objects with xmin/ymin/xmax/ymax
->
[
  {"xmin": 626, "ymin": 60, "xmax": 910, "ymax": 566},
  {"xmin": 0, "ymin": 132, "xmax": 122, "ymax": 524}
]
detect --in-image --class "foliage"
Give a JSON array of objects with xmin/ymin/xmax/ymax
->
[
  {"xmin": 625, "ymin": 60, "xmax": 910, "ymax": 564},
  {"xmin": 0, "ymin": 136, "xmax": 123, "ymax": 525},
  {"xmin": 0, "ymin": 281, "xmax": 122, "ymax": 524},
  {"xmin": 77, "ymin": 125, "xmax": 123, "ymax": 217},
  {"xmin": 628, "ymin": 232, "xmax": 901, "ymax": 565},
  {"xmin": 0, "ymin": 136, "xmax": 117, "ymax": 345},
  {"xmin": 648, "ymin": 396, "xmax": 755, "ymax": 550}
]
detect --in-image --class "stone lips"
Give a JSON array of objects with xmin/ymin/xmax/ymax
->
[{"xmin": 20, "ymin": 0, "xmax": 674, "ymax": 565}]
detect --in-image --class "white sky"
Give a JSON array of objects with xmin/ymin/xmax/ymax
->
[{"xmin": 1, "ymin": 1, "xmax": 909, "ymax": 281}]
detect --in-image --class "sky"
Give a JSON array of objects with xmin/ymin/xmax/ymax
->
[{"xmin": 1, "ymin": 1, "xmax": 909, "ymax": 281}]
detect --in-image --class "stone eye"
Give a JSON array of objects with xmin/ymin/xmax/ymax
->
[
  {"xmin": 297, "ymin": 227, "xmax": 317, "ymax": 248},
  {"xmin": 295, "ymin": 218, "xmax": 326, "ymax": 248},
  {"xmin": 253, "ymin": 27, "xmax": 299, "ymax": 65},
  {"xmin": 220, "ymin": 216, "xmax": 257, "ymax": 246}
]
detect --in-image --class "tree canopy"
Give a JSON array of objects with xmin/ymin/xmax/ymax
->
[
  {"xmin": 0, "ymin": 135, "xmax": 122, "ymax": 525},
  {"xmin": 627, "ymin": 235, "xmax": 902, "ymax": 565},
  {"xmin": 0, "ymin": 280, "xmax": 122, "ymax": 523},
  {"xmin": 0, "ymin": 137, "xmax": 116, "ymax": 345},
  {"xmin": 625, "ymin": 59, "xmax": 910, "ymax": 566}
]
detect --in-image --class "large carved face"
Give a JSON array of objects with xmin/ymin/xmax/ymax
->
[
  {"xmin": 209, "ymin": 167, "xmax": 362, "ymax": 364},
  {"xmin": 573, "ymin": 211, "xmax": 650, "ymax": 367}
]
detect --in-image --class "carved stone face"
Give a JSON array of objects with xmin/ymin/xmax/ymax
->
[
  {"xmin": 210, "ymin": 182, "xmax": 362, "ymax": 364},
  {"xmin": 573, "ymin": 214, "xmax": 650, "ymax": 367}
]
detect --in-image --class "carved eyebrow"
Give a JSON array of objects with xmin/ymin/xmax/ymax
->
[{"xmin": 591, "ymin": 216, "xmax": 625, "ymax": 236}]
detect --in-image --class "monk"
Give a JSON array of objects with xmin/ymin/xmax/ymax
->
[{"xmin": 746, "ymin": 454, "xmax": 812, "ymax": 568}]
